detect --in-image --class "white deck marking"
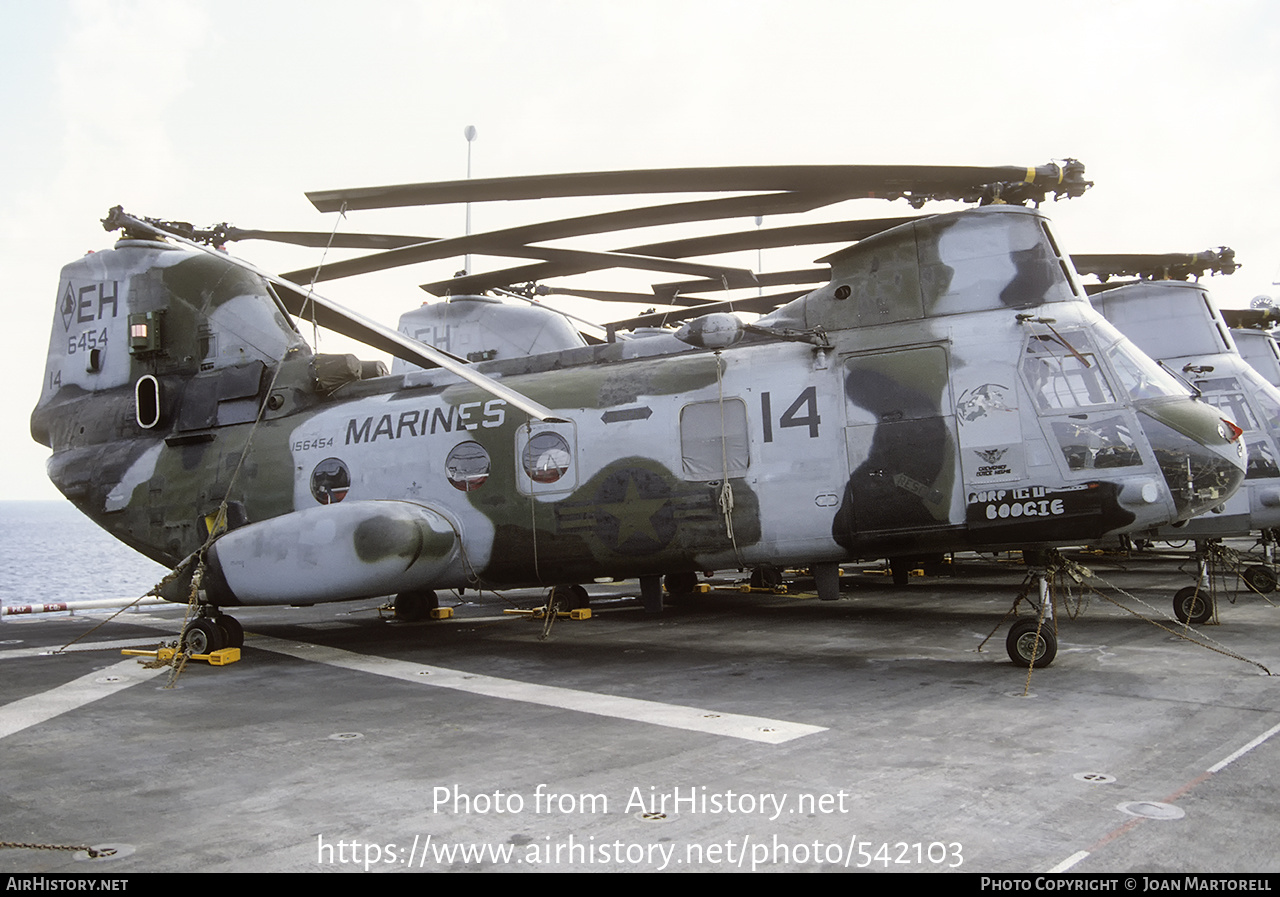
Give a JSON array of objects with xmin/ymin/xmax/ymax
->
[
  {"xmin": 1046, "ymin": 850, "xmax": 1090, "ymax": 873},
  {"xmin": 1207, "ymin": 720, "xmax": 1280, "ymax": 773},
  {"xmin": 0, "ymin": 658, "xmax": 168, "ymax": 741},
  {"xmin": 254, "ymin": 635, "xmax": 827, "ymax": 744},
  {"xmin": 1048, "ymin": 718, "xmax": 1280, "ymax": 872},
  {"xmin": 0, "ymin": 637, "xmax": 175, "ymax": 661}
]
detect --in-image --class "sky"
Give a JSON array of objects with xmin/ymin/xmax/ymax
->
[{"xmin": 2, "ymin": 0, "xmax": 1278, "ymax": 500}]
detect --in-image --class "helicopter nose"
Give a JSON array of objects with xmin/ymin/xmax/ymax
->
[{"xmin": 1137, "ymin": 398, "xmax": 1247, "ymax": 522}]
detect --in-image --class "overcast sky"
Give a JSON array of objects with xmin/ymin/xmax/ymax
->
[{"xmin": 2, "ymin": 0, "xmax": 1278, "ymax": 501}]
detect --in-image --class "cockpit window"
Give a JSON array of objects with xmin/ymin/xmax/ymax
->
[
  {"xmin": 1196, "ymin": 380, "xmax": 1259, "ymax": 432},
  {"xmin": 1106, "ymin": 338, "xmax": 1193, "ymax": 401},
  {"xmin": 1022, "ymin": 333, "xmax": 1116, "ymax": 410},
  {"xmin": 1246, "ymin": 439, "xmax": 1280, "ymax": 480}
]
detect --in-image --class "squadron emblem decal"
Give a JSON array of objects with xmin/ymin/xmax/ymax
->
[
  {"xmin": 971, "ymin": 445, "xmax": 1016, "ymax": 478},
  {"xmin": 60, "ymin": 284, "xmax": 76, "ymax": 332},
  {"xmin": 957, "ymin": 383, "xmax": 1012, "ymax": 423}
]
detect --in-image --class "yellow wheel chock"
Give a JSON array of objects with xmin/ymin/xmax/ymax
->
[{"xmin": 122, "ymin": 646, "xmax": 241, "ymax": 666}]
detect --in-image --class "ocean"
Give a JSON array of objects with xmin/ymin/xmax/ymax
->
[{"xmin": 0, "ymin": 501, "xmax": 168, "ymax": 608}]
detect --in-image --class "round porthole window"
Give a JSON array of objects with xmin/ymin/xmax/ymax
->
[
  {"xmin": 523, "ymin": 432, "xmax": 571, "ymax": 484},
  {"xmin": 310, "ymin": 457, "xmax": 351, "ymax": 504},
  {"xmin": 446, "ymin": 441, "xmax": 491, "ymax": 492}
]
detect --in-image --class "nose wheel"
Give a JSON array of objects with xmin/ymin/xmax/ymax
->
[
  {"xmin": 1006, "ymin": 618, "xmax": 1057, "ymax": 668},
  {"xmin": 1172, "ymin": 587, "xmax": 1213, "ymax": 625},
  {"xmin": 1241, "ymin": 564, "xmax": 1277, "ymax": 595},
  {"xmin": 1001, "ymin": 557, "xmax": 1060, "ymax": 670}
]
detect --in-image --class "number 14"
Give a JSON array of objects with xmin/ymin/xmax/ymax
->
[{"xmin": 761, "ymin": 386, "xmax": 821, "ymax": 441}]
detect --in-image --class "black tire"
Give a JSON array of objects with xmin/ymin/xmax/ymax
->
[
  {"xmin": 1242, "ymin": 565, "xmax": 1277, "ymax": 595},
  {"xmin": 1006, "ymin": 618, "xmax": 1057, "ymax": 668},
  {"xmin": 748, "ymin": 566, "xmax": 782, "ymax": 590},
  {"xmin": 216, "ymin": 615, "xmax": 244, "ymax": 649},
  {"xmin": 1173, "ymin": 586, "xmax": 1213, "ymax": 625},
  {"xmin": 889, "ymin": 557, "xmax": 911, "ymax": 586},
  {"xmin": 551, "ymin": 584, "xmax": 589, "ymax": 611},
  {"xmin": 182, "ymin": 619, "xmax": 225, "ymax": 655},
  {"xmin": 664, "ymin": 572, "xmax": 699, "ymax": 598},
  {"xmin": 394, "ymin": 591, "xmax": 438, "ymax": 622}
]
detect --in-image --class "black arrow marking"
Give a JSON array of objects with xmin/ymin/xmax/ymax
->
[{"xmin": 602, "ymin": 407, "xmax": 653, "ymax": 424}]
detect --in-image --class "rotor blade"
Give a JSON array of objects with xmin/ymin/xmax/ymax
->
[
  {"xmin": 222, "ymin": 227, "xmax": 436, "ymax": 250},
  {"xmin": 1083, "ymin": 280, "xmax": 1139, "ymax": 295},
  {"xmin": 293, "ymin": 161, "xmax": 1088, "ymax": 287},
  {"xmin": 1220, "ymin": 307, "xmax": 1280, "ymax": 330},
  {"xmin": 536, "ymin": 286, "xmax": 663, "ymax": 304},
  {"xmin": 619, "ymin": 216, "xmax": 920, "ymax": 258},
  {"xmin": 604, "ymin": 291, "xmax": 810, "ymax": 336},
  {"xmin": 1071, "ymin": 249, "xmax": 1239, "ymax": 281},
  {"xmin": 421, "ymin": 246, "xmax": 756, "ymax": 296},
  {"xmin": 307, "ymin": 162, "xmax": 1089, "ymax": 212},
  {"xmin": 653, "ymin": 268, "xmax": 830, "ymax": 303},
  {"xmin": 286, "ymin": 190, "xmax": 831, "ymax": 285},
  {"xmin": 420, "ymin": 217, "xmax": 917, "ymax": 297},
  {"xmin": 101, "ymin": 208, "xmax": 565, "ymax": 422},
  {"xmin": 425, "ymin": 249, "xmax": 760, "ymax": 297}
]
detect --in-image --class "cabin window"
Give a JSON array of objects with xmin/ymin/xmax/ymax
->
[
  {"xmin": 515, "ymin": 424, "xmax": 577, "ymax": 494},
  {"xmin": 135, "ymin": 375, "xmax": 161, "ymax": 429},
  {"xmin": 680, "ymin": 398, "xmax": 749, "ymax": 479},
  {"xmin": 1049, "ymin": 414, "xmax": 1142, "ymax": 471},
  {"xmin": 310, "ymin": 457, "xmax": 351, "ymax": 504},
  {"xmin": 522, "ymin": 432, "xmax": 572, "ymax": 484},
  {"xmin": 446, "ymin": 441, "xmax": 491, "ymax": 492}
]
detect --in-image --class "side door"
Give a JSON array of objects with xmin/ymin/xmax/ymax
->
[{"xmin": 836, "ymin": 345, "xmax": 961, "ymax": 539}]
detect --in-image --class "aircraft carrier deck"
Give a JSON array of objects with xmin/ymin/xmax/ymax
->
[{"xmin": 2, "ymin": 548, "xmax": 1278, "ymax": 874}]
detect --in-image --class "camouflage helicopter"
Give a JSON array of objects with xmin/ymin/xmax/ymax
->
[
  {"xmin": 1222, "ymin": 304, "xmax": 1280, "ymax": 389},
  {"xmin": 1079, "ymin": 253, "xmax": 1280, "ymax": 622},
  {"xmin": 32, "ymin": 161, "xmax": 1248, "ymax": 669}
]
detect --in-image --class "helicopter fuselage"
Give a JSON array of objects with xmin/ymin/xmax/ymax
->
[{"xmin": 32, "ymin": 207, "xmax": 1246, "ymax": 607}]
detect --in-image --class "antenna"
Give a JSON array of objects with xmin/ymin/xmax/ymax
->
[
  {"xmin": 463, "ymin": 125, "xmax": 477, "ymax": 276},
  {"xmin": 755, "ymin": 215, "xmax": 763, "ymax": 297}
]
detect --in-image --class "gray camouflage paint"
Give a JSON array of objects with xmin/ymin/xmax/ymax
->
[
  {"xmin": 32, "ymin": 208, "xmax": 1247, "ymax": 606},
  {"xmin": 1093, "ymin": 280, "xmax": 1280, "ymax": 537}
]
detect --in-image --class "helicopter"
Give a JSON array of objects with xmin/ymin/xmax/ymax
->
[
  {"xmin": 1222, "ymin": 305, "xmax": 1280, "ymax": 389},
  {"xmin": 31, "ymin": 161, "xmax": 1248, "ymax": 669},
  {"xmin": 1083, "ymin": 258, "xmax": 1280, "ymax": 623}
]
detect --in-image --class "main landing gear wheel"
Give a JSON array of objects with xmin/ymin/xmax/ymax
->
[
  {"xmin": 551, "ymin": 584, "xmax": 590, "ymax": 611},
  {"xmin": 216, "ymin": 615, "xmax": 244, "ymax": 649},
  {"xmin": 182, "ymin": 618, "xmax": 225, "ymax": 655},
  {"xmin": 394, "ymin": 590, "xmax": 439, "ymax": 622},
  {"xmin": 888, "ymin": 557, "xmax": 911, "ymax": 586},
  {"xmin": 1006, "ymin": 619, "xmax": 1057, "ymax": 668},
  {"xmin": 1242, "ymin": 565, "xmax": 1277, "ymax": 595},
  {"xmin": 1173, "ymin": 587, "xmax": 1213, "ymax": 625},
  {"xmin": 664, "ymin": 572, "xmax": 699, "ymax": 600},
  {"xmin": 749, "ymin": 566, "xmax": 783, "ymax": 590}
]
